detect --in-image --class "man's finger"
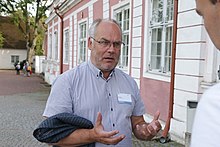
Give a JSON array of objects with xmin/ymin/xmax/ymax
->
[
  {"xmin": 155, "ymin": 121, "xmax": 162, "ymax": 131},
  {"xmin": 100, "ymin": 134, "xmax": 125, "ymax": 145},
  {"xmin": 153, "ymin": 110, "xmax": 160, "ymax": 120},
  {"xmin": 96, "ymin": 112, "xmax": 102, "ymax": 125},
  {"xmin": 147, "ymin": 125, "xmax": 156, "ymax": 135}
]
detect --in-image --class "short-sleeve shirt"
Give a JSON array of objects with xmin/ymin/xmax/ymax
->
[
  {"xmin": 190, "ymin": 83, "xmax": 220, "ymax": 147},
  {"xmin": 43, "ymin": 60, "xmax": 146, "ymax": 147}
]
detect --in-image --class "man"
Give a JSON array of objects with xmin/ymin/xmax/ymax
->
[
  {"xmin": 191, "ymin": 0, "xmax": 220, "ymax": 146},
  {"xmin": 43, "ymin": 18, "xmax": 161, "ymax": 146}
]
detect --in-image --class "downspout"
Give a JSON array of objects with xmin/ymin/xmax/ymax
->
[
  {"xmin": 54, "ymin": 7, "xmax": 64, "ymax": 74},
  {"xmin": 160, "ymin": 0, "xmax": 178, "ymax": 143}
]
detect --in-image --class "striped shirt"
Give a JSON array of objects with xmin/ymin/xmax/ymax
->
[{"xmin": 43, "ymin": 60, "xmax": 145, "ymax": 147}]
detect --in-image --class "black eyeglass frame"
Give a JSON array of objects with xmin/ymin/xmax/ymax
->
[{"xmin": 90, "ymin": 37, "xmax": 125, "ymax": 49}]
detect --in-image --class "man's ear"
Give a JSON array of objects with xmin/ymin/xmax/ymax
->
[{"xmin": 88, "ymin": 37, "xmax": 92, "ymax": 50}]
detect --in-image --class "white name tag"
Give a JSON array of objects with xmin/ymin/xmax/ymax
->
[{"xmin": 118, "ymin": 93, "xmax": 132, "ymax": 104}]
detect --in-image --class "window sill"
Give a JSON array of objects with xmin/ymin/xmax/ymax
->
[{"xmin": 143, "ymin": 71, "xmax": 171, "ymax": 82}]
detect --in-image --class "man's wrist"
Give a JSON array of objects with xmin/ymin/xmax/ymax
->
[{"xmin": 88, "ymin": 128, "xmax": 96, "ymax": 142}]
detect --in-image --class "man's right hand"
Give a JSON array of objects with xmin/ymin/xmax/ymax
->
[{"xmin": 90, "ymin": 112, "xmax": 125, "ymax": 145}]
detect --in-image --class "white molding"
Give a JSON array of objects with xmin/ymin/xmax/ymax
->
[
  {"xmin": 143, "ymin": 72, "xmax": 171, "ymax": 82},
  {"xmin": 203, "ymin": 32, "xmax": 218, "ymax": 83}
]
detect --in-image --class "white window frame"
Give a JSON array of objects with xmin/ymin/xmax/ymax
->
[
  {"xmin": 78, "ymin": 20, "xmax": 88, "ymax": 64},
  {"xmin": 112, "ymin": 1, "xmax": 131, "ymax": 73},
  {"xmin": 63, "ymin": 29, "xmax": 70, "ymax": 64},
  {"xmin": 143, "ymin": 0, "xmax": 174, "ymax": 82}
]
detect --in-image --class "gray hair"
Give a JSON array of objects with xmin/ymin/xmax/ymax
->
[{"xmin": 88, "ymin": 18, "xmax": 122, "ymax": 38}]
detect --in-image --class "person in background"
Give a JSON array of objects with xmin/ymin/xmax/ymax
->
[
  {"xmin": 15, "ymin": 61, "xmax": 21, "ymax": 75},
  {"xmin": 25, "ymin": 60, "xmax": 30, "ymax": 77},
  {"xmin": 43, "ymin": 18, "xmax": 162, "ymax": 147},
  {"xmin": 191, "ymin": 0, "xmax": 220, "ymax": 146},
  {"xmin": 26, "ymin": 62, "xmax": 32, "ymax": 77},
  {"xmin": 22, "ymin": 60, "xmax": 27, "ymax": 76}
]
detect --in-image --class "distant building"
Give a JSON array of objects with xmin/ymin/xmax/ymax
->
[{"xmin": 0, "ymin": 16, "xmax": 27, "ymax": 69}]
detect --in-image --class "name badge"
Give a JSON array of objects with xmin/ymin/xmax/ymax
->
[{"xmin": 118, "ymin": 93, "xmax": 132, "ymax": 104}]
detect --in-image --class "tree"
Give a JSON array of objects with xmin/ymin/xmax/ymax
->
[
  {"xmin": 0, "ymin": 0, "xmax": 51, "ymax": 63},
  {"xmin": 0, "ymin": 32, "xmax": 4, "ymax": 48}
]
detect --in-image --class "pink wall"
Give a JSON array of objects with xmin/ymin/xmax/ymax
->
[
  {"xmin": 63, "ymin": 64, "xmax": 69, "ymax": 72},
  {"xmin": 77, "ymin": 8, "xmax": 88, "ymax": 20},
  {"xmin": 63, "ymin": 18, "xmax": 70, "ymax": 28},
  {"xmin": 109, "ymin": 0, "xmax": 120, "ymax": 18},
  {"xmin": 140, "ymin": 78, "xmax": 170, "ymax": 121},
  {"xmin": 54, "ymin": 24, "xmax": 58, "ymax": 31},
  {"xmin": 93, "ymin": 0, "xmax": 103, "ymax": 19},
  {"xmin": 54, "ymin": 17, "xmax": 58, "ymax": 23}
]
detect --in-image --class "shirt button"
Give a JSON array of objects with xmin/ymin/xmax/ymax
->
[
  {"xmin": 109, "ymin": 93, "xmax": 111, "ymax": 96},
  {"xmin": 113, "ymin": 123, "xmax": 115, "ymax": 127},
  {"xmin": 111, "ymin": 108, "xmax": 113, "ymax": 111}
]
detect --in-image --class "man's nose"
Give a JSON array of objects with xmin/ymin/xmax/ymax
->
[{"xmin": 107, "ymin": 42, "xmax": 115, "ymax": 51}]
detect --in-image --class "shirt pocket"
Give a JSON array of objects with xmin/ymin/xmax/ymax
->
[{"xmin": 117, "ymin": 93, "xmax": 134, "ymax": 116}]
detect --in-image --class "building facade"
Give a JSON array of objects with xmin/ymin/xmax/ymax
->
[{"xmin": 43, "ymin": 0, "xmax": 220, "ymax": 144}]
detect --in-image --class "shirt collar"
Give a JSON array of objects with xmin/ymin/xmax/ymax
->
[{"xmin": 88, "ymin": 59, "xmax": 115, "ymax": 80}]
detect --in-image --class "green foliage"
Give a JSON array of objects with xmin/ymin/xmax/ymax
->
[
  {"xmin": 0, "ymin": 0, "xmax": 51, "ymax": 59},
  {"xmin": 0, "ymin": 32, "xmax": 5, "ymax": 48},
  {"xmin": 35, "ymin": 34, "xmax": 44, "ymax": 55}
]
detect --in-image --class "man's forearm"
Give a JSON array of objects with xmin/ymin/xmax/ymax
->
[{"xmin": 52, "ymin": 128, "xmax": 95, "ymax": 147}]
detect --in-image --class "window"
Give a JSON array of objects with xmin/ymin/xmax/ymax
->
[
  {"xmin": 64, "ymin": 29, "xmax": 69, "ymax": 63},
  {"xmin": 78, "ymin": 22, "xmax": 87, "ymax": 64},
  {"xmin": 54, "ymin": 31, "xmax": 58, "ymax": 60},
  {"xmin": 115, "ymin": 6, "xmax": 130, "ymax": 70},
  {"xmin": 11, "ymin": 55, "xmax": 19, "ymax": 63},
  {"xmin": 148, "ymin": 0, "xmax": 174, "ymax": 74}
]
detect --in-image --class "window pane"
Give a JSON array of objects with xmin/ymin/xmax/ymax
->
[
  {"xmin": 150, "ymin": 28, "xmax": 162, "ymax": 70},
  {"xmin": 79, "ymin": 41, "xmax": 86, "ymax": 62},
  {"xmin": 11, "ymin": 55, "xmax": 19, "ymax": 63},
  {"xmin": 151, "ymin": 28, "xmax": 162, "ymax": 55},
  {"xmin": 78, "ymin": 22, "xmax": 87, "ymax": 64},
  {"xmin": 122, "ymin": 34, "xmax": 129, "ymax": 67},
  {"xmin": 151, "ymin": 56, "xmax": 161, "ymax": 70},
  {"xmin": 64, "ymin": 30, "xmax": 69, "ymax": 63},
  {"xmin": 55, "ymin": 32, "xmax": 58, "ymax": 60},
  {"xmin": 165, "ymin": 26, "xmax": 173, "ymax": 72},
  {"xmin": 49, "ymin": 34, "xmax": 52, "ymax": 59},
  {"xmin": 152, "ymin": 0, "xmax": 163, "ymax": 23},
  {"xmin": 116, "ymin": 12, "xmax": 122, "ymax": 27},
  {"xmin": 123, "ymin": 9, "xmax": 129, "ymax": 31},
  {"xmin": 166, "ymin": 0, "xmax": 174, "ymax": 21}
]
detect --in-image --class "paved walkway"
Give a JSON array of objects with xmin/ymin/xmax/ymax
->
[{"xmin": 0, "ymin": 70, "xmax": 184, "ymax": 147}]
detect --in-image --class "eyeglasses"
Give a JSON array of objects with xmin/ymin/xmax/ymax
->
[{"xmin": 90, "ymin": 37, "xmax": 125, "ymax": 49}]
